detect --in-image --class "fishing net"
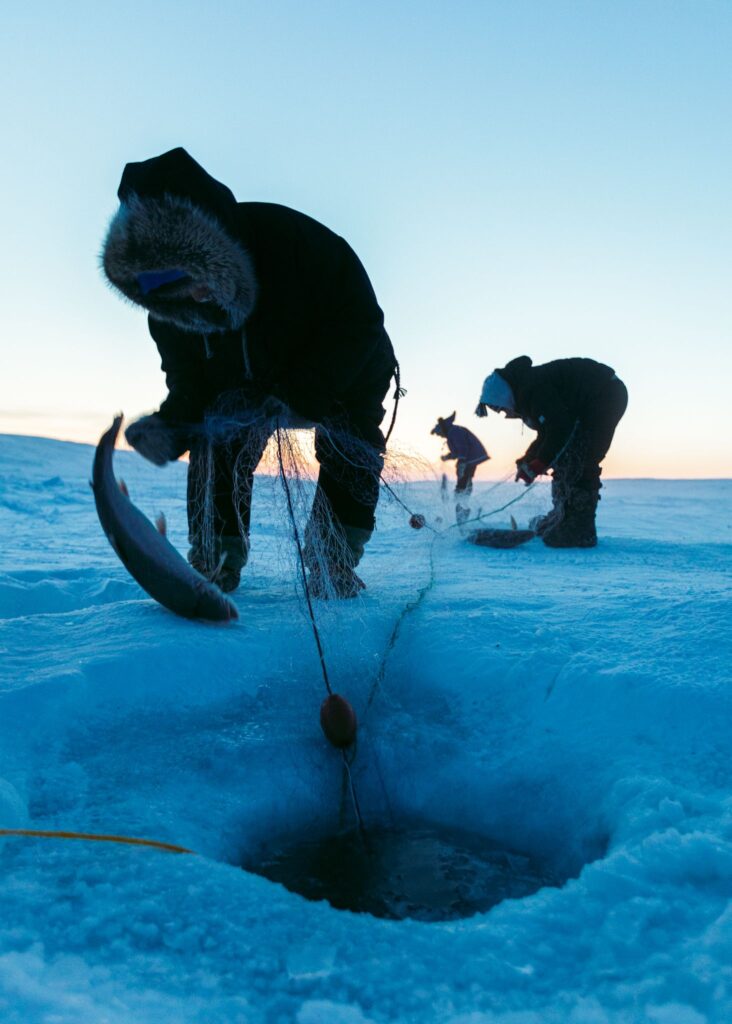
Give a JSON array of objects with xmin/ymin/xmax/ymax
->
[
  {"xmin": 183, "ymin": 393, "xmax": 421, "ymax": 606},
  {"xmin": 181, "ymin": 398, "xmax": 557, "ymax": 849},
  {"xmin": 186, "ymin": 395, "xmax": 553, "ymax": 594}
]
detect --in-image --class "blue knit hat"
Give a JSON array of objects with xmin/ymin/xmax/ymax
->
[{"xmin": 478, "ymin": 372, "xmax": 515, "ymax": 411}]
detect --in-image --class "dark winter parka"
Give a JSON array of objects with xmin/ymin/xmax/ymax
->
[
  {"xmin": 102, "ymin": 148, "xmax": 396, "ymax": 447},
  {"xmin": 497, "ymin": 356, "xmax": 619, "ymax": 466},
  {"xmin": 444, "ymin": 425, "xmax": 488, "ymax": 465}
]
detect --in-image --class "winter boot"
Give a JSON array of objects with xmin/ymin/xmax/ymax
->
[
  {"xmin": 542, "ymin": 487, "xmax": 598, "ymax": 548},
  {"xmin": 189, "ymin": 534, "xmax": 249, "ymax": 593},
  {"xmin": 308, "ymin": 562, "xmax": 366, "ymax": 599},
  {"xmin": 530, "ymin": 477, "xmax": 565, "ymax": 537},
  {"xmin": 455, "ymin": 503, "xmax": 471, "ymax": 529},
  {"xmin": 305, "ymin": 521, "xmax": 370, "ymax": 600}
]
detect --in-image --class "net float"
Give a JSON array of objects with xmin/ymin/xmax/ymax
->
[{"xmin": 320, "ymin": 694, "xmax": 357, "ymax": 749}]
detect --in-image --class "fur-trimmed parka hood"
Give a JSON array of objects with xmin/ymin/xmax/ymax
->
[{"xmin": 102, "ymin": 148, "xmax": 257, "ymax": 333}]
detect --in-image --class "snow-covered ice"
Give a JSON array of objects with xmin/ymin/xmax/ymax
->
[{"xmin": 1, "ymin": 431, "xmax": 731, "ymax": 1023}]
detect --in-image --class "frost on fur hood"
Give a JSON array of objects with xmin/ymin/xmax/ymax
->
[{"xmin": 101, "ymin": 148, "xmax": 257, "ymax": 333}]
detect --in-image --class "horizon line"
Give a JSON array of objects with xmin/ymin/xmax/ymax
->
[{"xmin": 1, "ymin": 430, "xmax": 730, "ymax": 484}]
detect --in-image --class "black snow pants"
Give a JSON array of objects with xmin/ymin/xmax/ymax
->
[
  {"xmin": 455, "ymin": 460, "xmax": 478, "ymax": 494},
  {"xmin": 186, "ymin": 411, "xmax": 386, "ymax": 548},
  {"xmin": 552, "ymin": 375, "xmax": 629, "ymax": 499}
]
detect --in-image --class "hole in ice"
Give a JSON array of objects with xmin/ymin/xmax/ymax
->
[{"xmin": 242, "ymin": 820, "xmax": 566, "ymax": 921}]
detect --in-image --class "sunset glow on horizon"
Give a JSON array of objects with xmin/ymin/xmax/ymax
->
[{"xmin": 0, "ymin": 408, "xmax": 725, "ymax": 482}]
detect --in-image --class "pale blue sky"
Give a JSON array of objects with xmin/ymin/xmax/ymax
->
[{"xmin": 1, "ymin": 0, "xmax": 730, "ymax": 475}]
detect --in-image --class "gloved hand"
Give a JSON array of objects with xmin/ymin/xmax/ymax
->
[
  {"xmin": 125, "ymin": 414, "xmax": 186, "ymax": 467},
  {"xmin": 515, "ymin": 458, "xmax": 548, "ymax": 485},
  {"xmin": 475, "ymin": 402, "xmax": 488, "ymax": 418}
]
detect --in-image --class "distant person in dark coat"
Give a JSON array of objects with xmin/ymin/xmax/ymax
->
[
  {"xmin": 476, "ymin": 356, "xmax": 628, "ymax": 547},
  {"xmin": 431, "ymin": 413, "xmax": 490, "ymax": 494},
  {"xmin": 102, "ymin": 148, "xmax": 397, "ymax": 597}
]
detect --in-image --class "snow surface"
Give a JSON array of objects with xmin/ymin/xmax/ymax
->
[{"xmin": 1, "ymin": 431, "xmax": 731, "ymax": 1024}]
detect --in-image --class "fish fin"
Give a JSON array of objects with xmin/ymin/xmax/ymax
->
[
  {"xmin": 510, "ymin": 515, "xmax": 518, "ymax": 531},
  {"xmin": 155, "ymin": 512, "xmax": 167, "ymax": 536},
  {"xmin": 118, "ymin": 478, "xmax": 129, "ymax": 498}
]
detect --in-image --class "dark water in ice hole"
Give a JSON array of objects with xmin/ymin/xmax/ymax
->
[{"xmin": 244, "ymin": 823, "xmax": 564, "ymax": 921}]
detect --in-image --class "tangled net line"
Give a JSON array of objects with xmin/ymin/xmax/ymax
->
[{"xmin": 185, "ymin": 400, "xmax": 564, "ymax": 832}]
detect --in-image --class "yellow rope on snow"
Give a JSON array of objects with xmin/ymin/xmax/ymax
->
[{"xmin": 0, "ymin": 828, "xmax": 193, "ymax": 855}]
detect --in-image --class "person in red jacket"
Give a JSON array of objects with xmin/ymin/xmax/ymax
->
[{"xmin": 476, "ymin": 356, "xmax": 627, "ymax": 547}]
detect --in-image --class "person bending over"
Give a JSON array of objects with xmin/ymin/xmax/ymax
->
[
  {"xmin": 430, "ymin": 413, "xmax": 490, "ymax": 494},
  {"xmin": 476, "ymin": 356, "xmax": 627, "ymax": 547},
  {"xmin": 102, "ymin": 147, "xmax": 397, "ymax": 596}
]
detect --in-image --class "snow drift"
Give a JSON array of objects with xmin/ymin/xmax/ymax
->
[{"xmin": 1, "ymin": 432, "xmax": 731, "ymax": 1023}]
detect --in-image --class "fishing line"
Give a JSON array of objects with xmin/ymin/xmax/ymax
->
[
  {"xmin": 272, "ymin": 418, "xmax": 577, "ymax": 835},
  {"xmin": 380, "ymin": 479, "xmax": 440, "ymax": 534},
  {"xmin": 363, "ymin": 475, "xmax": 523, "ymax": 715},
  {"xmin": 380, "ymin": 469, "xmax": 518, "ymax": 534},
  {"xmin": 365, "ymin": 527, "xmax": 439, "ymax": 713},
  {"xmin": 361, "ymin": 423, "xmax": 582, "ymax": 727},
  {"xmin": 453, "ymin": 421, "xmax": 580, "ymax": 531},
  {"xmin": 0, "ymin": 828, "xmax": 193, "ymax": 854},
  {"xmin": 342, "ymin": 754, "xmax": 366, "ymax": 837},
  {"xmin": 444, "ymin": 481, "xmax": 538, "ymax": 532},
  {"xmin": 275, "ymin": 424, "xmax": 332, "ymax": 697},
  {"xmin": 274, "ymin": 423, "xmax": 366, "ymax": 836}
]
